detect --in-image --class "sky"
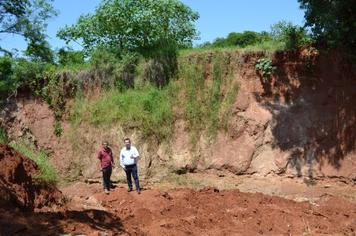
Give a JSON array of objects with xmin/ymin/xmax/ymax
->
[{"xmin": 1, "ymin": 0, "xmax": 305, "ymax": 53}]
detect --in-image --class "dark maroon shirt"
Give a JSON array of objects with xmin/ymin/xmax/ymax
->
[{"xmin": 97, "ymin": 147, "xmax": 114, "ymax": 169}]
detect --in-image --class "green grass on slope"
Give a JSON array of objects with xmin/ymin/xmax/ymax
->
[
  {"xmin": 179, "ymin": 40, "xmax": 285, "ymax": 56},
  {"xmin": 10, "ymin": 142, "xmax": 58, "ymax": 185},
  {"xmin": 70, "ymin": 85, "xmax": 175, "ymax": 141},
  {"xmin": 178, "ymin": 52, "xmax": 239, "ymax": 145}
]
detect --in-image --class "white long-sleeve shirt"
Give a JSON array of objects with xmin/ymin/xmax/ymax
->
[{"xmin": 119, "ymin": 146, "xmax": 139, "ymax": 168}]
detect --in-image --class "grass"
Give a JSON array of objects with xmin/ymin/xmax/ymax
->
[
  {"xmin": 0, "ymin": 128, "xmax": 8, "ymax": 144},
  {"xmin": 10, "ymin": 142, "xmax": 58, "ymax": 185},
  {"xmin": 220, "ymin": 75, "xmax": 239, "ymax": 131},
  {"xmin": 177, "ymin": 51, "xmax": 239, "ymax": 145},
  {"xmin": 70, "ymin": 85, "xmax": 174, "ymax": 141},
  {"xmin": 205, "ymin": 55, "xmax": 225, "ymax": 138},
  {"xmin": 179, "ymin": 40, "xmax": 285, "ymax": 57},
  {"xmin": 178, "ymin": 55, "xmax": 206, "ymax": 145}
]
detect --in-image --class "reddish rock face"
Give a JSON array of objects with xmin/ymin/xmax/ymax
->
[{"xmin": 207, "ymin": 132, "xmax": 255, "ymax": 174}]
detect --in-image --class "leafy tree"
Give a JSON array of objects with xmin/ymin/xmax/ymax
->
[
  {"xmin": 299, "ymin": 0, "xmax": 356, "ymax": 52},
  {"xmin": 270, "ymin": 21, "xmax": 313, "ymax": 49},
  {"xmin": 209, "ymin": 31, "xmax": 271, "ymax": 48},
  {"xmin": 57, "ymin": 47, "xmax": 84, "ymax": 66},
  {"xmin": 25, "ymin": 36, "xmax": 54, "ymax": 63},
  {"xmin": 0, "ymin": 0, "xmax": 56, "ymax": 60},
  {"xmin": 226, "ymin": 31, "xmax": 262, "ymax": 47},
  {"xmin": 57, "ymin": 0, "xmax": 199, "ymax": 58},
  {"xmin": 0, "ymin": 56, "xmax": 12, "ymax": 80},
  {"xmin": 211, "ymin": 37, "xmax": 227, "ymax": 47}
]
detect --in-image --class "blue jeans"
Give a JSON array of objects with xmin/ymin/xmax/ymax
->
[{"xmin": 124, "ymin": 164, "xmax": 140, "ymax": 191}]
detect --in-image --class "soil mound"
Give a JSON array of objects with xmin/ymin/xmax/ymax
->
[
  {"xmin": 95, "ymin": 187, "xmax": 356, "ymax": 235},
  {"xmin": 0, "ymin": 144, "xmax": 62, "ymax": 210}
]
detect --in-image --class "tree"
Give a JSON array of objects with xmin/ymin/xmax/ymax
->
[
  {"xmin": 57, "ymin": 0, "xmax": 199, "ymax": 58},
  {"xmin": 57, "ymin": 47, "xmax": 84, "ymax": 66},
  {"xmin": 0, "ymin": 56, "xmax": 12, "ymax": 80},
  {"xmin": 299, "ymin": 0, "xmax": 356, "ymax": 52},
  {"xmin": 25, "ymin": 35, "xmax": 54, "ymax": 62},
  {"xmin": 227, "ymin": 31, "xmax": 264, "ymax": 47},
  {"xmin": 0, "ymin": 0, "xmax": 56, "ymax": 61},
  {"xmin": 210, "ymin": 31, "xmax": 271, "ymax": 48},
  {"xmin": 270, "ymin": 21, "xmax": 312, "ymax": 49}
]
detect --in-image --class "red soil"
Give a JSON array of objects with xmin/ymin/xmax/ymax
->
[
  {"xmin": 0, "ymin": 144, "xmax": 355, "ymax": 235},
  {"xmin": 0, "ymin": 179, "xmax": 355, "ymax": 235},
  {"xmin": 0, "ymin": 144, "xmax": 62, "ymax": 210}
]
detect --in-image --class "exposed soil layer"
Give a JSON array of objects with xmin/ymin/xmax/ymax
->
[{"xmin": 0, "ymin": 144, "xmax": 62, "ymax": 210}]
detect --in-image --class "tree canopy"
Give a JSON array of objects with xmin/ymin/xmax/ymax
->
[
  {"xmin": 209, "ymin": 31, "xmax": 270, "ymax": 48},
  {"xmin": 57, "ymin": 0, "xmax": 199, "ymax": 58},
  {"xmin": 299, "ymin": 0, "xmax": 356, "ymax": 52},
  {"xmin": 0, "ymin": 0, "xmax": 56, "ymax": 61}
]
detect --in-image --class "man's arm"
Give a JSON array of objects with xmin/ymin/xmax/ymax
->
[
  {"xmin": 119, "ymin": 150, "xmax": 125, "ymax": 169},
  {"xmin": 133, "ymin": 147, "xmax": 140, "ymax": 160},
  {"xmin": 110, "ymin": 149, "xmax": 114, "ymax": 165}
]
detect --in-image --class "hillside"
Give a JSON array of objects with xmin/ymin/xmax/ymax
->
[{"xmin": 1, "ymin": 48, "xmax": 355, "ymax": 184}]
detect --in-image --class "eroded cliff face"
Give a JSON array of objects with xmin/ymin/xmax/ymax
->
[
  {"xmin": 170, "ymin": 49, "xmax": 356, "ymax": 180},
  {"xmin": 1, "ymin": 49, "xmax": 355, "ymax": 182}
]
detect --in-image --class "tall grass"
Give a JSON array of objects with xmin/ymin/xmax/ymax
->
[
  {"xmin": 70, "ymin": 85, "xmax": 174, "ymax": 141},
  {"xmin": 220, "ymin": 75, "xmax": 239, "ymax": 131},
  {"xmin": 205, "ymin": 55, "xmax": 224, "ymax": 138},
  {"xmin": 10, "ymin": 142, "xmax": 58, "ymax": 185},
  {"xmin": 178, "ymin": 55, "xmax": 206, "ymax": 144},
  {"xmin": 178, "ymin": 52, "xmax": 239, "ymax": 144}
]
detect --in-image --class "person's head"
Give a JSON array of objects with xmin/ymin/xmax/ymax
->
[
  {"xmin": 124, "ymin": 137, "xmax": 131, "ymax": 149},
  {"xmin": 102, "ymin": 141, "xmax": 109, "ymax": 150}
]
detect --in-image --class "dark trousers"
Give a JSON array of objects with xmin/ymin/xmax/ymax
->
[
  {"xmin": 102, "ymin": 166, "xmax": 112, "ymax": 190},
  {"xmin": 125, "ymin": 164, "xmax": 140, "ymax": 191}
]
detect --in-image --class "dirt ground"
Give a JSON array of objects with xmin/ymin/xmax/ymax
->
[
  {"xmin": 1, "ymin": 143, "xmax": 356, "ymax": 235},
  {"xmin": 2, "ymin": 179, "xmax": 355, "ymax": 236},
  {"xmin": 59, "ymin": 173, "xmax": 356, "ymax": 236}
]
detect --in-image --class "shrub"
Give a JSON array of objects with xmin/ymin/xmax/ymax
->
[
  {"xmin": 270, "ymin": 21, "xmax": 314, "ymax": 49},
  {"xmin": 255, "ymin": 58, "xmax": 276, "ymax": 78}
]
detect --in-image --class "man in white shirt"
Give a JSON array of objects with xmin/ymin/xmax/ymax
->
[{"xmin": 119, "ymin": 138, "xmax": 141, "ymax": 194}]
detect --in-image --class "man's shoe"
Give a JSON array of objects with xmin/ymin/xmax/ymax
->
[
  {"xmin": 127, "ymin": 189, "xmax": 133, "ymax": 192},
  {"xmin": 104, "ymin": 189, "xmax": 109, "ymax": 194},
  {"xmin": 137, "ymin": 190, "xmax": 141, "ymax": 194}
]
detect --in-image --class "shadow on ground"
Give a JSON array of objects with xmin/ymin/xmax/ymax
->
[{"xmin": 0, "ymin": 208, "xmax": 123, "ymax": 235}]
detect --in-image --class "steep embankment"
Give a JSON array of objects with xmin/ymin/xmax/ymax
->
[
  {"xmin": 1, "ymin": 48, "xmax": 355, "ymax": 183},
  {"xmin": 0, "ymin": 144, "xmax": 62, "ymax": 209}
]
